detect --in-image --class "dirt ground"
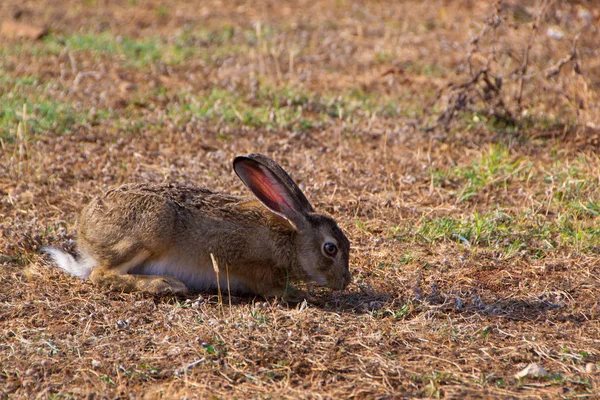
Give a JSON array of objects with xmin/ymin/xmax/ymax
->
[{"xmin": 1, "ymin": 0, "xmax": 600, "ymax": 398}]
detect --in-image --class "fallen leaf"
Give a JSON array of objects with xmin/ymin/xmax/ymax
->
[
  {"xmin": 585, "ymin": 363, "xmax": 597, "ymax": 374},
  {"xmin": 1, "ymin": 20, "xmax": 47, "ymax": 40},
  {"xmin": 515, "ymin": 363, "xmax": 548, "ymax": 379}
]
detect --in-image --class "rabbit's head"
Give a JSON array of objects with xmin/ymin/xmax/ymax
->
[{"xmin": 234, "ymin": 154, "xmax": 351, "ymax": 291}]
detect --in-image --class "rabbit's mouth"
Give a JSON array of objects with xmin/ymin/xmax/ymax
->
[
  {"xmin": 331, "ymin": 272, "xmax": 351, "ymax": 291},
  {"xmin": 325, "ymin": 274, "xmax": 351, "ymax": 291},
  {"xmin": 312, "ymin": 274, "xmax": 329, "ymax": 287},
  {"xmin": 304, "ymin": 267, "xmax": 351, "ymax": 291},
  {"xmin": 301, "ymin": 268, "xmax": 329, "ymax": 288},
  {"xmin": 298, "ymin": 250, "xmax": 350, "ymax": 290}
]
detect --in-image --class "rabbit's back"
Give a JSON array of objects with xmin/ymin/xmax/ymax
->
[{"xmin": 77, "ymin": 183, "xmax": 249, "ymax": 252}]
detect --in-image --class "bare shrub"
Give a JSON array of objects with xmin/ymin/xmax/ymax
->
[{"xmin": 433, "ymin": 0, "xmax": 597, "ymax": 132}]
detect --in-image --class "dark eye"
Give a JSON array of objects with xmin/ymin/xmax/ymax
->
[{"xmin": 323, "ymin": 242, "xmax": 338, "ymax": 257}]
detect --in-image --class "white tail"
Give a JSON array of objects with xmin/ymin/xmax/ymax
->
[{"xmin": 42, "ymin": 247, "xmax": 95, "ymax": 278}]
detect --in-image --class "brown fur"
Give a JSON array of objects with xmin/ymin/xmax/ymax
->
[{"xmin": 46, "ymin": 155, "xmax": 351, "ymax": 301}]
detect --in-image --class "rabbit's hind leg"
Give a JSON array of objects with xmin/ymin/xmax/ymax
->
[{"xmin": 89, "ymin": 251, "xmax": 189, "ymax": 295}]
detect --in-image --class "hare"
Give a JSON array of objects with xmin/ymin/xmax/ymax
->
[{"xmin": 43, "ymin": 154, "xmax": 351, "ymax": 302}]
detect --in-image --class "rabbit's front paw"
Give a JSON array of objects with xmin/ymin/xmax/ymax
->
[
  {"xmin": 146, "ymin": 276, "xmax": 189, "ymax": 295},
  {"xmin": 281, "ymin": 287, "xmax": 316, "ymax": 304}
]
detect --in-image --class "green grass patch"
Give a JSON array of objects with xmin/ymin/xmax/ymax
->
[
  {"xmin": 55, "ymin": 32, "xmax": 162, "ymax": 67},
  {"xmin": 412, "ymin": 208, "xmax": 600, "ymax": 256},
  {"xmin": 455, "ymin": 144, "xmax": 529, "ymax": 202},
  {"xmin": 457, "ymin": 110, "xmax": 571, "ymax": 136},
  {"xmin": 178, "ymin": 86, "xmax": 317, "ymax": 131},
  {"xmin": 403, "ymin": 61, "xmax": 446, "ymax": 77},
  {"xmin": 0, "ymin": 26, "xmax": 252, "ymax": 68},
  {"xmin": 0, "ymin": 72, "xmax": 111, "ymax": 140},
  {"xmin": 415, "ymin": 211, "xmax": 520, "ymax": 249},
  {"xmin": 1, "ymin": 96, "xmax": 86, "ymax": 140},
  {"xmin": 433, "ymin": 143, "xmax": 532, "ymax": 202},
  {"xmin": 421, "ymin": 150, "xmax": 600, "ymax": 255},
  {"xmin": 2, "ymin": 32, "xmax": 181, "ymax": 67},
  {"xmin": 163, "ymin": 85, "xmax": 407, "ymax": 132}
]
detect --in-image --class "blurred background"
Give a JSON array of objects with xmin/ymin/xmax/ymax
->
[{"xmin": 1, "ymin": 1, "xmax": 599, "ymax": 398}]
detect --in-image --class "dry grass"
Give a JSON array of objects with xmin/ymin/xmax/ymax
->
[{"xmin": 1, "ymin": 0, "xmax": 600, "ymax": 398}]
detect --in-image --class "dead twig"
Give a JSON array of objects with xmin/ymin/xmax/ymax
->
[
  {"xmin": 545, "ymin": 34, "xmax": 581, "ymax": 79},
  {"xmin": 516, "ymin": 0, "xmax": 555, "ymax": 110}
]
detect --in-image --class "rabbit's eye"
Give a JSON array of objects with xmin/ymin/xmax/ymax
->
[{"xmin": 323, "ymin": 242, "xmax": 338, "ymax": 257}]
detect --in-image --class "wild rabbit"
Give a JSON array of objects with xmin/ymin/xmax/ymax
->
[{"xmin": 44, "ymin": 154, "xmax": 351, "ymax": 302}]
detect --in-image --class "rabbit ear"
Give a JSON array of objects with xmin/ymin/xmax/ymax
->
[{"xmin": 233, "ymin": 154, "xmax": 314, "ymax": 228}]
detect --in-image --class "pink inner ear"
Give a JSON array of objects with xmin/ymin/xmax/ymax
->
[{"xmin": 248, "ymin": 166, "xmax": 293, "ymax": 212}]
